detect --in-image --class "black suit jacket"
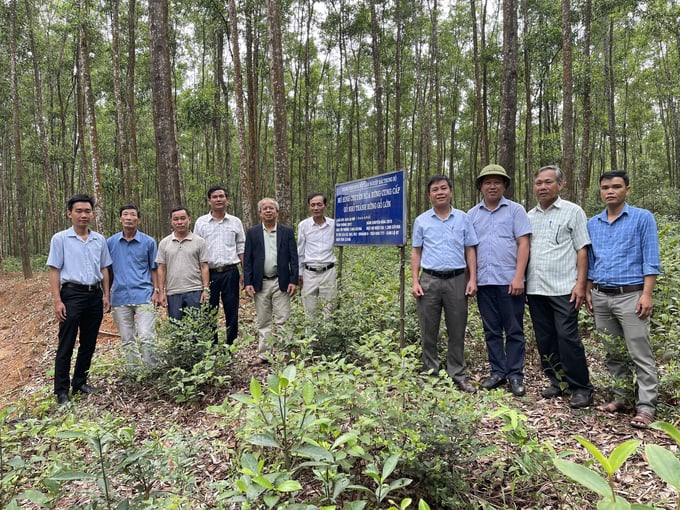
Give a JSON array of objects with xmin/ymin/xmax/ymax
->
[{"xmin": 244, "ymin": 223, "xmax": 299, "ymax": 293}]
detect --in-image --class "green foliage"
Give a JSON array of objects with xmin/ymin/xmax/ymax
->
[
  {"xmin": 0, "ymin": 408, "xmax": 198, "ymax": 509},
  {"xmin": 144, "ymin": 304, "xmax": 233, "ymax": 402},
  {"xmin": 553, "ymin": 422, "xmax": 680, "ymax": 509},
  {"xmin": 2, "ymin": 255, "xmax": 48, "ymax": 273}
]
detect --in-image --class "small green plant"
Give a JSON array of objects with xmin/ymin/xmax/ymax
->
[
  {"xmin": 146, "ymin": 304, "xmax": 232, "ymax": 402},
  {"xmin": 553, "ymin": 421, "xmax": 680, "ymax": 509}
]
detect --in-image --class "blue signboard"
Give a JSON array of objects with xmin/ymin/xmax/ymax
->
[{"xmin": 334, "ymin": 170, "xmax": 406, "ymax": 246}]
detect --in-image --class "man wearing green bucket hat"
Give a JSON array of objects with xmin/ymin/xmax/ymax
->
[{"xmin": 468, "ymin": 164, "xmax": 532, "ymax": 397}]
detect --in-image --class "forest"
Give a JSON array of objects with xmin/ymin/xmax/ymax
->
[{"xmin": 1, "ymin": 0, "xmax": 679, "ymax": 277}]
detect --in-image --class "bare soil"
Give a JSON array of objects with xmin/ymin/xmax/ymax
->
[{"xmin": 0, "ymin": 272, "xmax": 677, "ymax": 508}]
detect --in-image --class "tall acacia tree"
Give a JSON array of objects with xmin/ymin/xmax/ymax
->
[
  {"xmin": 577, "ymin": 0, "xmax": 593, "ymax": 206},
  {"xmin": 370, "ymin": 0, "xmax": 385, "ymax": 176},
  {"xmin": 110, "ymin": 0, "xmax": 132, "ymax": 201},
  {"xmin": 78, "ymin": 0, "xmax": 105, "ymax": 231},
  {"xmin": 561, "ymin": 0, "xmax": 575, "ymax": 200},
  {"xmin": 227, "ymin": 0, "xmax": 256, "ymax": 227},
  {"xmin": 10, "ymin": 0, "xmax": 32, "ymax": 278},
  {"xmin": 25, "ymin": 0, "xmax": 58, "ymax": 235},
  {"xmin": 499, "ymin": 0, "xmax": 518, "ymax": 197},
  {"xmin": 266, "ymin": 0, "xmax": 292, "ymax": 222},
  {"xmin": 149, "ymin": 0, "xmax": 183, "ymax": 227}
]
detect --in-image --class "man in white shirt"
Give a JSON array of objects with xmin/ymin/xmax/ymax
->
[
  {"xmin": 194, "ymin": 185, "xmax": 246, "ymax": 344},
  {"xmin": 297, "ymin": 192, "xmax": 337, "ymax": 318}
]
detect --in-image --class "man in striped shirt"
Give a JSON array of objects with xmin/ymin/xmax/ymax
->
[{"xmin": 526, "ymin": 165, "xmax": 594, "ymax": 408}]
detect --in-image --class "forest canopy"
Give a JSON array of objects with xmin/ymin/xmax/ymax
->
[{"xmin": 1, "ymin": 0, "xmax": 679, "ymax": 264}]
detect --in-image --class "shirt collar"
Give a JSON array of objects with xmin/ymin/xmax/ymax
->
[
  {"xmin": 477, "ymin": 195, "xmax": 509, "ymax": 212},
  {"xmin": 596, "ymin": 202, "xmax": 630, "ymax": 223},
  {"xmin": 535, "ymin": 196, "xmax": 563, "ymax": 213},
  {"xmin": 429, "ymin": 206, "xmax": 454, "ymax": 220},
  {"xmin": 171, "ymin": 231, "xmax": 194, "ymax": 241}
]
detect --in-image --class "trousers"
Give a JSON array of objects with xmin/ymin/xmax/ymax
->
[{"xmin": 54, "ymin": 285, "xmax": 103, "ymax": 394}]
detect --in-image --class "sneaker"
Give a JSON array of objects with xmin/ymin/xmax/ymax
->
[{"xmin": 541, "ymin": 385, "xmax": 563, "ymax": 399}]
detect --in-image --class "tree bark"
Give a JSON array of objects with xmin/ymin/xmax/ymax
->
[
  {"xmin": 10, "ymin": 0, "xmax": 33, "ymax": 278},
  {"xmin": 266, "ymin": 0, "xmax": 292, "ymax": 222},
  {"xmin": 111, "ymin": 0, "xmax": 132, "ymax": 201},
  {"xmin": 227, "ymin": 0, "xmax": 256, "ymax": 227},
  {"xmin": 370, "ymin": 0, "xmax": 385, "ymax": 176},
  {"xmin": 127, "ymin": 0, "xmax": 141, "ymax": 206},
  {"xmin": 25, "ymin": 0, "xmax": 59, "ymax": 236},
  {"xmin": 149, "ymin": 0, "xmax": 183, "ymax": 230},
  {"xmin": 499, "ymin": 0, "xmax": 518, "ymax": 198},
  {"xmin": 561, "ymin": 0, "xmax": 575, "ymax": 200},
  {"xmin": 79, "ymin": 0, "xmax": 105, "ymax": 232},
  {"xmin": 577, "ymin": 0, "xmax": 592, "ymax": 207}
]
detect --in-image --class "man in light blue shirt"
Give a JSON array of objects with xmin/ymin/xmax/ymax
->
[
  {"xmin": 468, "ymin": 164, "xmax": 531, "ymax": 397},
  {"xmin": 411, "ymin": 175, "xmax": 478, "ymax": 392},
  {"xmin": 586, "ymin": 170, "xmax": 661, "ymax": 429},
  {"xmin": 107, "ymin": 205, "xmax": 160, "ymax": 370},
  {"xmin": 47, "ymin": 194, "xmax": 112, "ymax": 405}
]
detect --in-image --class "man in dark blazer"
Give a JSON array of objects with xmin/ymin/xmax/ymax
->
[{"xmin": 244, "ymin": 197, "xmax": 299, "ymax": 364}]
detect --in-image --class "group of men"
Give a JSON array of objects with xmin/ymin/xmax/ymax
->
[
  {"xmin": 47, "ymin": 189, "xmax": 337, "ymax": 404},
  {"xmin": 46, "ymin": 170, "xmax": 661, "ymax": 428},
  {"xmin": 412, "ymin": 165, "xmax": 660, "ymax": 429}
]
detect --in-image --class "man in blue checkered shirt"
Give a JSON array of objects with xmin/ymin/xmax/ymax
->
[{"xmin": 586, "ymin": 170, "xmax": 661, "ymax": 429}]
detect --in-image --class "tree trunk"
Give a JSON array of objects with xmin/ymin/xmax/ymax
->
[
  {"xmin": 393, "ymin": 0, "xmax": 403, "ymax": 172},
  {"xmin": 266, "ymin": 0, "xmax": 292, "ymax": 222},
  {"xmin": 227, "ymin": 0, "xmax": 256, "ymax": 227},
  {"xmin": 576, "ymin": 0, "xmax": 592, "ymax": 207},
  {"xmin": 370, "ymin": 0, "xmax": 385, "ymax": 176},
  {"xmin": 471, "ymin": 0, "xmax": 489, "ymax": 167},
  {"xmin": 244, "ymin": 4, "xmax": 260, "ymax": 223},
  {"xmin": 561, "ymin": 0, "xmax": 575, "ymax": 200},
  {"xmin": 10, "ymin": 0, "xmax": 33, "ymax": 279},
  {"xmin": 25, "ymin": 0, "xmax": 59, "ymax": 236},
  {"xmin": 522, "ymin": 0, "xmax": 533, "ymax": 205},
  {"xmin": 111, "ymin": 0, "xmax": 132, "ymax": 201},
  {"xmin": 499, "ymin": 0, "xmax": 518, "ymax": 199},
  {"xmin": 127, "ymin": 0, "xmax": 141, "ymax": 206},
  {"xmin": 604, "ymin": 16, "xmax": 618, "ymax": 170},
  {"xmin": 79, "ymin": 0, "xmax": 105, "ymax": 232},
  {"xmin": 149, "ymin": 0, "xmax": 183, "ymax": 230}
]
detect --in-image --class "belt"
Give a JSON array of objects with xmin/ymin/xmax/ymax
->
[
  {"xmin": 422, "ymin": 268, "xmax": 465, "ymax": 279},
  {"xmin": 210, "ymin": 264, "xmax": 239, "ymax": 273},
  {"xmin": 62, "ymin": 282, "xmax": 101, "ymax": 292},
  {"xmin": 263, "ymin": 274, "xmax": 278, "ymax": 280},
  {"xmin": 593, "ymin": 283, "xmax": 645, "ymax": 295},
  {"xmin": 304, "ymin": 263, "xmax": 335, "ymax": 273}
]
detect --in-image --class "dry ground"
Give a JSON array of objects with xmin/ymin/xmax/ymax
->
[{"xmin": 0, "ymin": 272, "xmax": 677, "ymax": 508}]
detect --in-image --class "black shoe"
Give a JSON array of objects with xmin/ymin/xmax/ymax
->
[
  {"xmin": 56, "ymin": 393, "xmax": 70, "ymax": 405},
  {"xmin": 541, "ymin": 385, "xmax": 563, "ymax": 399},
  {"xmin": 73, "ymin": 383, "xmax": 99, "ymax": 395},
  {"xmin": 481, "ymin": 374, "xmax": 507, "ymax": 390},
  {"xmin": 509, "ymin": 379, "xmax": 526, "ymax": 397},
  {"xmin": 455, "ymin": 379, "xmax": 476, "ymax": 393},
  {"xmin": 570, "ymin": 393, "xmax": 593, "ymax": 409}
]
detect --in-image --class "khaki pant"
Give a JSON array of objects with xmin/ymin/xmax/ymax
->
[
  {"xmin": 301, "ymin": 266, "xmax": 337, "ymax": 318},
  {"xmin": 592, "ymin": 289, "xmax": 658, "ymax": 415},
  {"xmin": 254, "ymin": 278, "xmax": 291, "ymax": 358}
]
